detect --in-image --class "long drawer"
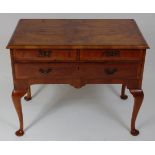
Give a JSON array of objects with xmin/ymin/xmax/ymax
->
[
  {"xmin": 14, "ymin": 62, "xmax": 141, "ymax": 80},
  {"xmin": 13, "ymin": 49, "xmax": 77, "ymax": 61}
]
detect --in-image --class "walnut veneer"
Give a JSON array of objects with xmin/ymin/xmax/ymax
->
[{"xmin": 7, "ymin": 19, "xmax": 149, "ymax": 136}]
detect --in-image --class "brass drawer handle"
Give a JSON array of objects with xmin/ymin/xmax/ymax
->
[
  {"xmin": 38, "ymin": 50, "xmax": 52, "ymax": 57},
  {"xmin": 105, "ymin": 50, "xmax": 120, "ymax": 57},
  {"xmin": 39, "ymin": 68, "xmax": 52, "ymax": 75},
  {"xmin": 104, "ymin": 68, "xmax": 117, "ymax": 75}
]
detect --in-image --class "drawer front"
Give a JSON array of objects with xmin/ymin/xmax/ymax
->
[
  {"xmin": 14, "ymin": 63, "xmax": 77, "ymax": 79},
  {"xmin": 13, "ymin": 49, "xmax": 77, "ymax": 61},
  {"xmin": 79, "ymin": 62, "xmax": 141, "ymax": 79},
  {"xmin": 80, "ymin": 49, "xmax": 143, "ymax": 61}
]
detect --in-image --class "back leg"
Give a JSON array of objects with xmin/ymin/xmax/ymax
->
[
  {"xmin": 120, "ymin": 84, "xmax": 128, "ymax": 100},
  {"xmin": 24, "ymin": 86, "xmax": 32, "ymax": 101}
]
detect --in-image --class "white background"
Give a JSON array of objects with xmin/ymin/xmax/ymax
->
[{"xmin": 0, "ymin": 0, "xmax": 155, "ymax": 13}]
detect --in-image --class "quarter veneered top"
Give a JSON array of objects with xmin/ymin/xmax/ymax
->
[{"xmin": 7, "ymin": 19, "xmax": 149, "ymax": 49}]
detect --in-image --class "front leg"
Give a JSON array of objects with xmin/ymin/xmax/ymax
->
[
  {"xmin": 24, "ymin": 86, "xmax": 32, "ymax": 101},
  {"xmin": 12, "ymin": 90, "xmax": 26, "ymax": 136},
  {"xmin": 129, "ymin": 89, "xmax": 144, "ymax": 136}
]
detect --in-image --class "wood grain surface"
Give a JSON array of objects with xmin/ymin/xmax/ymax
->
[{"xmin": 7, "ymin": 19, "xmax": 149, "ymax": 49}]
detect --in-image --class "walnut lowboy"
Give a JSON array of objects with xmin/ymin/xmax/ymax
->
[{"xmin": 7, "ymin": 19, "xmax": 149, "ymax": 136}]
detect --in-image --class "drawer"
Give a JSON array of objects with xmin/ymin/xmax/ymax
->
[
  {"xmin": 13, "ymin": 49, "xmax": 77, "ymax": 61},
  {"xmin": 79, "ymin": 62, "xmax": 141, "ymax": 79},
  {"xmin": 80, "ymin": 49, "xmax": 144, "ymax": 61},
  {"xmin": 14, "ymin": 63, "xmax": 77, "ymax": 79}
]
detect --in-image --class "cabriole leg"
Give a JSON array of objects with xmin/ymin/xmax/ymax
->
[
  {"xmin": 12, "ymin": 90, "xmax": 26, "ymax": 136},
  {"xmin": 129, "ymin": 89, "xmax": 144, "ymax": 136}
]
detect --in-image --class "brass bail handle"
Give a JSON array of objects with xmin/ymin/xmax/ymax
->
[
  {"xmin": 105, "ymin": 50, "xmax": 120, "ymax": 57},
  {"xmin": 39, "ymin": 68, "xmax": 53, "ymax": 75},
  {"xmin": 104, "ymin": 68, "xmax": 117, "ymax": 75},
  {"xmin": 38, "ymin": 50, "xmax": 52, "ymax": 57}
]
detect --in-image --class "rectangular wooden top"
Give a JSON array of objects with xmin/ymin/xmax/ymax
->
[{"xmin": 7, "ymin": 19, "xmax": 149, "ymax": 49}]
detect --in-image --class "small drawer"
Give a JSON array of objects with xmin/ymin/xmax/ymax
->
[
  {"xmin": 13, "ymin": 49, "xmax": 77, "ymax": 61},
  {"xmin": 80, "ymin": 49, "xmax": 144, "ymax": 61},
  {"xmin": 79, "ymin": 62, "xmax": 141, "ymax": 79},
  {"xmin": 14, "ymin": 63, "xmax": 77, "ymax": 79}
]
